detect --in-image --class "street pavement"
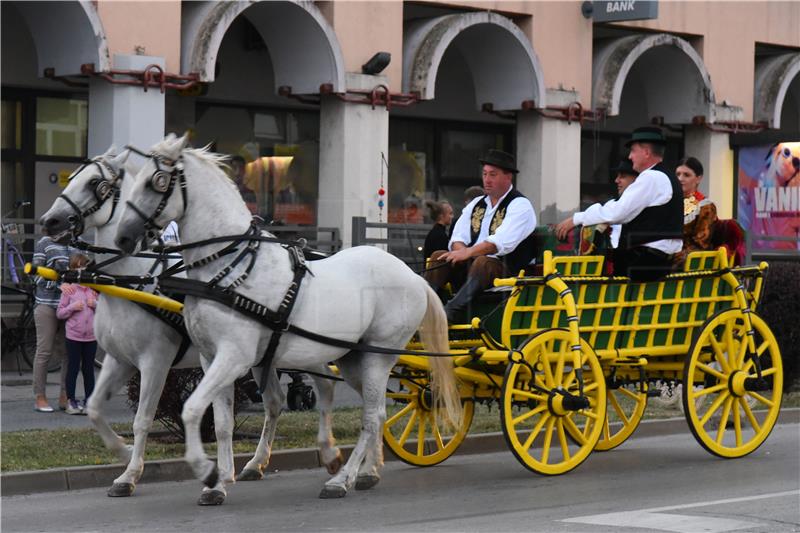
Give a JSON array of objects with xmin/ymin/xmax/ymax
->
[
  {"xmin": 1, "ymin": 368, "xmax": 364, "ymax": 432},
  {"xmin": 2, "ymin": 423, "xmax": 798, "ymax": 532}
]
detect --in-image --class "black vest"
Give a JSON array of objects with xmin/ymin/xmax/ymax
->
[
  {"xmin": 468, "ymin": 189, "xmax": 537, "ymax": 273},
  {"xmin": 619, "ymin": 162, "xmax": 683, "ymax": 249}
]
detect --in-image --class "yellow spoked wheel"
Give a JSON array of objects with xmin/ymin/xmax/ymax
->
[
  {"xmin": 683, "ymin": 308, "xmax": 783, "ymax": 458},
  {"xmin": 383, "ymin": 373, "xmax": 474, "ymax": 466},
  {"xmin": 594, "ymin": 383, "xmax": 648, "ymax": 451},
  {"xmin": 501, "ymin": 329, "xmax": 606, "ymax": 475}
]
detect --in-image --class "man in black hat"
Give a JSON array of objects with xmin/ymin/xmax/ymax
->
[
  {"xmin": 556, "ymin": 127, "xmax": 683, "ymax": 281},
  {"xmin": 425, "ymin": 149, "xmax": 537, "ymax": 322}
]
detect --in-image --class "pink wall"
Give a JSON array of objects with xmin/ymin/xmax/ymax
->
[
  {"xmin": 611, "ymin": 1, "xmax": 800, "ymax": 120},
  {"xmin": 98, "ymin": 0, "xmax": 181, "ymax": 73},
  {"xmin": 319, "ymin": 1, "xmax": 404, "ymax": 91}
]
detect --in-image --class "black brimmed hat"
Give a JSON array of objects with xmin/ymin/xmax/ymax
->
[
  {"xmin": 478, "ymin": 149, "xmax": 518, "ymax": 174},
  {"xmin": 611, "ymin": 158, "xmax": 639, "ymax": 177},
  {"xmin": 625, "ymin": 126, "xmax": 666, "ymax": 148}
]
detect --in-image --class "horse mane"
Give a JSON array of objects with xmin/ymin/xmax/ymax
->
[{"xmin": 149, "ymin": 135, "xmax": 239, "ymax": 197}]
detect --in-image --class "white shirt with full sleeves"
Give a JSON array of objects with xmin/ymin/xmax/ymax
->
[
  {"xmin": 572, "ymin": 164, "xmax": 682, "ymax": 254},
  {"xmin": 449, "ymin": 186, "xmax": 537, "ymax": 258}
]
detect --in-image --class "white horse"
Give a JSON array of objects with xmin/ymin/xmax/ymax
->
[
  {"xmin": 114, "ymin": 134, "xmax": 462, "ymax": 498},
  {"xmin": 39, "ymin": 147, "xmax": 342, "ymax": 505}
]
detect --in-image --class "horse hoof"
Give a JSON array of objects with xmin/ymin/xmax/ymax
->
[
  {"xmin": 325, "ymin": 452, "xmax": 344, "ymax": 475},
  {"xmin": 197, "ymin": 490, "xmax": 225, "ymax": 506},
  {"xmin": 319, "ymin": 485, "xmax": 347, "ymax": 499},
  {"xmin": 107, "ymin": 483, "xmax": 135, "ymax": 497},
  {"xmin": 355, "ymin": 474, "xmax": 380, "ymax": 491},
  {"xmin": 236, "ymin": 468, "xmax": 264, "ymax": 482},
  {"xmin": 202, "ymin": 464, "xmax": 219, "ymax": 489}
]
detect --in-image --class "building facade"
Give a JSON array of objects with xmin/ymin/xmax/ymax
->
[{"xmin": 2, "ymin": 1, "xmax": 799, "ymax": 247}]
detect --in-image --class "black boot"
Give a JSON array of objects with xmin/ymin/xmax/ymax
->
[{"xmin": 444, "ymin": 276, "xmax": 483, "ymax": 323}]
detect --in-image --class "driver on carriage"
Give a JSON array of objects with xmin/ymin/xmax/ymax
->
[{"xmin": 425, "ymin": 150, "xmax": 537, "ymax": 322}]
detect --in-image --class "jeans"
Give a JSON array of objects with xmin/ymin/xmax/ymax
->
[
  {"xmin": 32, "ymin": 304, "xmax": 68, "ymax": 398},
  {"xmin": 65, "ymin": 339, "xmax": 97, "ymax": 401}
]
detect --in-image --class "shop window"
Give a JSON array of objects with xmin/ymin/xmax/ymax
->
[
  {"xmin": 194, "ymin": 104, "xmax": 320, "ymax": 225},
  {"xmin": 35, "ymin": 97, "xmax": 87, "ymax": 157},
  {"xmin": 388, "ymin": 118, "xmax": 511, "ymax": 223},
  {"xmin": 1, "ymin": 100, "xmax": 21, "ymax": 150}
]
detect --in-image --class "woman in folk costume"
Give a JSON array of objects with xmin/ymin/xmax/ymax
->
[{"xmin": 673, "ymin": 157, "xmax": 718, "ymax": 266}]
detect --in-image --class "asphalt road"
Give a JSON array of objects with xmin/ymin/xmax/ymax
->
[{"xmin": 2, "ymin": 423, "xmax": 798, "ymax": 533}]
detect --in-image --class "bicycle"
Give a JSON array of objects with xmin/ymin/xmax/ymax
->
[{"xmin": 1, "ymin": 201, "xmax": 61, "ymax": 373}]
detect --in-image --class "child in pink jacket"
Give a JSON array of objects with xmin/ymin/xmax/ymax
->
[{"xmin": 56, "ymin": 253, "xmax": 98, "ymax": 415}]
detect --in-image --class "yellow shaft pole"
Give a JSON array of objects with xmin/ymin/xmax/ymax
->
[{"xmin": 25, "ymin": 264, "xmax": 184, "ymax": 314}]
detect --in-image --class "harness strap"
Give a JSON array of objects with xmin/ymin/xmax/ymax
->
[
  {"xmin": 157, "ymin": 275, "xmax": 455, "ymax": 359},
  {"xmin": 133, "ymin": 301, "xmax": 192, "ymax": 366}
]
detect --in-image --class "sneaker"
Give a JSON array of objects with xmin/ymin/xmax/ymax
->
[
  {"xmin": 77, "ymin": 400, "xmax": 88, "ymax": 415},
  {"xmin": 65, "ymin": 400, "xmax": 82, "ymax": 415}
]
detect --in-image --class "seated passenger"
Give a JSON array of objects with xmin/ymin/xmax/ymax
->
[
  {"xmin": 672, "ymin": 157, "xmax": 718, "ymax": 267},
  {"xmin": 579, "ymin": 159, "xmax": 639, "ymax": 257},
  {"xmin": 423, "ymin": 200, "xmax": 453, "ymax": 261},
  {"xmin": 425, "ymin": 150, "xmax": 537, "ymax": 322},
  {"xmin": 555, "ymin": 126, "xmax": 683, "ymax": 282}
]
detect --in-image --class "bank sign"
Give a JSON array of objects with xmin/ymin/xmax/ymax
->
[{"xmin": 582, "ymin": 1, "xmax": 659, "ymax": 22}]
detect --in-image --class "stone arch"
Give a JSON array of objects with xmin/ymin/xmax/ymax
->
[
  {"xmin": 9, "ymin": 0, "xmax": 110, "ymax": 76},
  {"xmin": 181, "ymin": 1, "xmax": 345, "ymax": 94},
  {"xmin": 754, "ymin": 53, "xmax": 800, "ymax": 129},
  {"xmin": 403, "ymin": 12, "xmax": 546, "ymax": 111},
  {"xmin": 593, "ymin": 33, "xmax": 715, "ymax": 122}
]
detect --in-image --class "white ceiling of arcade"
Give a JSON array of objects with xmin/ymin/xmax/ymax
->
[
  {"xmin": 403, "ymin": 12, "xmax": 546, "ymax": 111},
  {"xmin": 593, "ymin": 34, "xmax": 715, "ymax": 124},
  {"xmin": 9, "ymin": 0, "xmax": 110, "ymax": 77},
  {"xmin": 181, "ymin": 1, "xmax": 345, "ymax": 94}
]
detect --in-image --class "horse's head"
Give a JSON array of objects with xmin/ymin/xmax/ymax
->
[
  {"xmin": 115, "ymin": 133, "xmax": 190, "ymax": 254},
  {"xmin": 39, "ymin": 146, "xmax": 131, "ymax": 239}
]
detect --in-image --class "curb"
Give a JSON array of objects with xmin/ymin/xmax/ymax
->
[{"xmin": 2, "ymin": 408, "xmax": 798, "ymax": 496}]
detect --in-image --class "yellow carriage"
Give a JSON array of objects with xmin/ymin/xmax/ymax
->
[
  {"xmin": 29, "ymin": 245, "xmax": 782, "ymax": 477},
  {"xmin": 383, "ymin": 247, "xmax": 782, "ymax": 475}
]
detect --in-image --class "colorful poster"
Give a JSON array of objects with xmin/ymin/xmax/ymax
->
[{"xmin": 737, "ymin": 142, "xmax": 800, "ymax": 251}]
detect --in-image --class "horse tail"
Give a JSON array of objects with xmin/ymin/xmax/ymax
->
[{"xmin": 419, "ymin": 283, "xmax": 463, "ymax": 430}]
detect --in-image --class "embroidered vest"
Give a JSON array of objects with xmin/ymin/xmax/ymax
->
[
  {"xmin": 619, "ymin": 162, "xmax": 683, "ymax": 249},
  {"xmin": 468, "ymin": 189, "xmax": 537, "ymax": 273}
]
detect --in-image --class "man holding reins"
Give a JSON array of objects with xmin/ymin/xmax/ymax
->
[{"xmin": 425, "ymin": 150, "xmax": 537, "ymax": 322}]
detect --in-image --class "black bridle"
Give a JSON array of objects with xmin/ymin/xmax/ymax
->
[
  {"xmin": 59, "ymin": 158, "xmax": 124, "ymax": 237},
  {"xmin": 124, "ymin": 145, "xmax": 188, "ymax": 237}
]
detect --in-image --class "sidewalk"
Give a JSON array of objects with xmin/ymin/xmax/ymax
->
[{"xmin": 1, "ymin": 370, "xmax": 132, "ymax": 432}]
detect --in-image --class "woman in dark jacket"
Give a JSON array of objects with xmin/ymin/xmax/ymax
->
[{"xmin": 423, "ymin": 200, "xmax": 453, "ymax": 260}]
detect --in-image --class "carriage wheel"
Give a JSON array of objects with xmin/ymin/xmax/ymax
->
[
  {"xmin": 501, "ymin": 329, "xmax": 606, "ymax": 475},
  {"xmin": 383, "ymin": 373, "xmax": 474, "ymax": 467},
  {"xmin": 594, "ymin": 383, "xmax": 647, "ymax": 451},
  {"xmin": 683, "ymin": 308, "xmax": 782, "ymax": 458}
]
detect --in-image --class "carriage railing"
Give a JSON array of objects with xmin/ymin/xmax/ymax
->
[{"xmin": 489, "ymin": 249, "xmax": 767, "ymax": 379}]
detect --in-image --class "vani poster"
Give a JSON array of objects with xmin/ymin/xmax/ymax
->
[{"xmin": 737, "ymin": 142, "xmax": 800, "ymax": 251}]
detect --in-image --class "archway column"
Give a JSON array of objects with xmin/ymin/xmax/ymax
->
[
  {"xmin": 88, "ymin": 55, "xmax": 165, "ymax": 157},
  {"xmin": 684, "ymin": 126, "xmax": 734, "ymax": 219},
  {"xmin": 516, "ymin": 111, "xmax": 582, "ymax": 225},
  {"xmin": 318, "ymin": 73, "xmax": 388, "ymax": 248}
]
